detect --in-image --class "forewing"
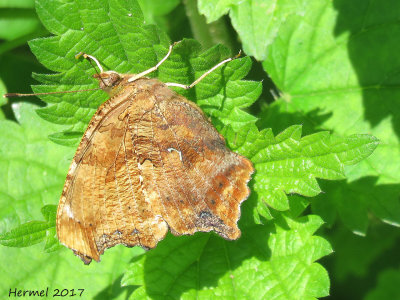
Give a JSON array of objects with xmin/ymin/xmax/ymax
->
[{"xmin": 56, "ymin": 92, "xmax": 169, "ymax": 264}]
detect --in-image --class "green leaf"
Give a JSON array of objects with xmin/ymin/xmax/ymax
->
[
  {"xmin": 311, "ymin": 179, "xmax": 400, "ymax": 235},
  {"xmin": 0, "ymin": 0, "xmax": 43, "ymax": 41},
  {"xmin": 258, "ymin": 0, "xmax": 400, "ymax": 234},
  {"xmin": 0, "ymin": 221, "xmax": 52, "ymax": 247},
  {"xmin": 326, "ymin": 224, "xmax": 399, "ymax": 282},
  {"xmin": 137, "ymin": 0, "xmax": 180, "ymax": 25},
  {"xmin": 198, "ymin": 0, "xmax": 307, "ymax": 60},
  {"xmin": 223, "ymin": 124, "xmax": 378, "ymax": 215},
  {"xmin": 48, "ymin": 131, "xmax": 83, "ymax": 147},
  {"xmin": 0, "ymin": 203, "xmax": 62, "ymax": 252},
  {"xmin": 0, "ymin": 205, "xmax": 57, "ymax": 248},
  {"xmin": 0, "ymin": 244, "xmax": 144, "ymax": 299},
  {"xmin": 122, "ymin": 214, "xmax": 332, "ymax": 299},
  {"xmin": 197, "ymin": 0, "xmax": 235, "ymax": 22},
  {"xmin": 0, "ymin": 102, "xmax": 70, "ymax": 232},
  {"xmin": 365, "ymin": 268, "xmax": 400, "ymax": 300},
  {"xmin": 0, "ymin": 0, "xmax": 34, "ymax": 8}
]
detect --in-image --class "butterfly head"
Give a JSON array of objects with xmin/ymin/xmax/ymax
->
[{"xmin": 93, "ymin": 71, "xmax": 122, "ymax": 93}]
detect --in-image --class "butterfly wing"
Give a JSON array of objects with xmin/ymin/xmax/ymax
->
[
  {"xmin": 131, "ymin": 79, "xmax": 254, "ymax": 239},
  {"xmin": 57, "ymin": 88, "xmax": 169, "ymax": 264}
]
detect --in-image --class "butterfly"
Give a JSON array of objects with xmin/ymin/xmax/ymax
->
[{"xmin": 6, "ymin": 42, "xmax": 254, "ymax": 264}]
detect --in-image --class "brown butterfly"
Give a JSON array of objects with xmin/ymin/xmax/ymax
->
[{"xmin": 5, "ymin": 43, "xmax": 254, "ymax": 264}]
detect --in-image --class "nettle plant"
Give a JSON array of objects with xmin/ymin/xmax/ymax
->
[{"xmin": 3, "ymin": 0, "xmax": 399, "ymax": 299}]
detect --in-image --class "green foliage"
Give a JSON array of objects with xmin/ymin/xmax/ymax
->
[
  {"xmin": 198, "ymin": 0, "xmax": 306, "ymax": 61},
  {"xmin": 123, "ymin": 215, "xmax": 332, "ymax": 299},
  {"xmin": 0, "ymin": 0, "xmax": 394, "ymax": 299},
  {"xmin": 365, "ymin": 268, "xmax": 400, "ymax": 300},
  {"xmin": 0, "ymin": 103, "xmax": 69, "ymax": 229},
  {"xmin": 0, "ymin": 0, "xmax": 47, "ymax": 56},
  {"xmin": 258, "ymin": 0, "xmax": 400, "ymax": 235},
  {"xmin": 200, "ymin": 0, "xmax": 400, "ymax": 236},
  {"xmin": 0, "ymin": 0, "xmax": 38, "ymax": 41},
  {"xmin": 224, "ymin": 124, "xmax": 378, "ymax": 217},
  {"xmin": 327, "ymin": 224, "xmax": 400, "ymax": 282},
  {"xmin": 137, "ymin": 0, "xmax": 180, "ymax": 26},
  {"xmin": 0, "ymin": 205, "xmax": 59, "ymax": 251},
  {"xmin": 30, "ymin": 0, "xmax": 259, "ymax": 145}
]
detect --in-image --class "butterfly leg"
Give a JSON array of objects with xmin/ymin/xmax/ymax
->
[
  {"xmin": 165, "ymin": 51, "xmax": 241, "ymax": 89},
  {"xmin": 128, "ymin": 41, "xmax": 181, "ymax": 82}
]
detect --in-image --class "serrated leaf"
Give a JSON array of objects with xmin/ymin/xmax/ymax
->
[
  {"xmin": 0, "ymin": 221, "xmax": 53, "ymax": 247},
  {"xmin": 256, "ymin": 0, "xmax": 400, "ymax": 234},
  {"xmin": 224, "ymin": 123, "xmax": 378, "ymax": 215},
  {"xmin": 123, "ymin": 214, "xmax": 332, "ymax": 299},
  {"xmin": 31, "ymin": 0, "xmax": 260, "ymax": 146},
  {"xmin": 0, "ymin": 204, "xmax": 57, "ymax": 248},
  {"xmin": 198, "ymin": 0, "xmax": 308, "ymax": 60}
]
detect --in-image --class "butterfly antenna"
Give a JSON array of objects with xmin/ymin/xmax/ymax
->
[
  {"xmin": 165, "ymin": 49, "xmax": 243, "ymax": 90},
  {"xmin": 4, "ymin": 53, "xmax": 106, "ymax": 99},
  {"xmin": 4, "ymin": 88, "xmax": 101, "ymax": 98},
  {"xmin": 75, "ymin": 52, "xmax": 107, "ymax": 86}
]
